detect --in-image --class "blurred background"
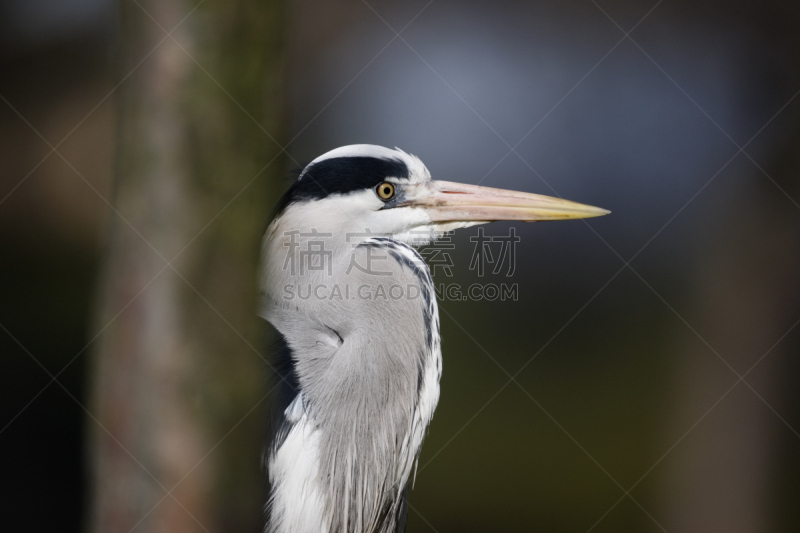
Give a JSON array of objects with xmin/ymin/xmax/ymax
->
[{"xmin": 1, "ymin": 0, "xmax": 799, "ymax": 532}]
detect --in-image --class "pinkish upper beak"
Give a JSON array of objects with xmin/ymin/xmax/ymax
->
[{"xmin": 403, "ymin": 180, "xmax": 610, "ymax": 222}]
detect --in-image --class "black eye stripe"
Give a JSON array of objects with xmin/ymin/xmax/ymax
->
[
  {"xmin": 270, "ymin": 156, "xmax": 410, "ymax": 220},
  {"xmin": 289, "ymin": 157, "xmax": 408, "ymax": 200}
]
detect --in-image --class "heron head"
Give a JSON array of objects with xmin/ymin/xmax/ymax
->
[{"xmin": 271, "ymin": 144, "xmax": 609, "ymax": 246}]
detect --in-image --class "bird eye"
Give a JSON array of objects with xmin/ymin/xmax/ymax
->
[{"xmin": 376, "ymin": 182, "xmax": 395, "ymax": 200}]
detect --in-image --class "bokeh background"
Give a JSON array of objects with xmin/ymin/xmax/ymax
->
[{"xmin": 1, "ymin": 0, "xmax": 799, "ymax": 532}]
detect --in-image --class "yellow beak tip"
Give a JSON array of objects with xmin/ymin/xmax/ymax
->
[{"xmin": 565, "ymin": 206, "xmax": 610, "ymax": 220}]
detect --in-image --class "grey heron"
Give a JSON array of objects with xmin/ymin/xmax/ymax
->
[{"xmin": 259, "ymin": 145, "xmax": 608, "ymax": 533}]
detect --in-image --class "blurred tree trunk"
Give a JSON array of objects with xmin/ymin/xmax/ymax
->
[
  {"xmin": 88, "ymin": 1, "xmax": 286, "ymax": 532},
  {"xmin": 660, "ymin": 153, "xmax": 800, "ymax": 532},
  {"xmin": 659, "ymin": 2, "xmax": 800, "ymax": 531}
]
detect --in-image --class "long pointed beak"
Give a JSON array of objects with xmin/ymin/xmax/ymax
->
[{"xmin": 404, "ymin": 180, "xmax": 610, "ymax": 222}]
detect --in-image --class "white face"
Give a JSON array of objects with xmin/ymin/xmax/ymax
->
[
  {"xmin": 299, "ymin": 190, "xmax": 476, "ymax": 247},
  {"xmin": 279, "ymin": 184, "xmax": 441, "ymax": 248}
]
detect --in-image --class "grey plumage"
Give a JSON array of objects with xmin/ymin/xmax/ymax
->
[{"xmin": 261, "ymin": 201, "xmax": 441, "ymax": 533}]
